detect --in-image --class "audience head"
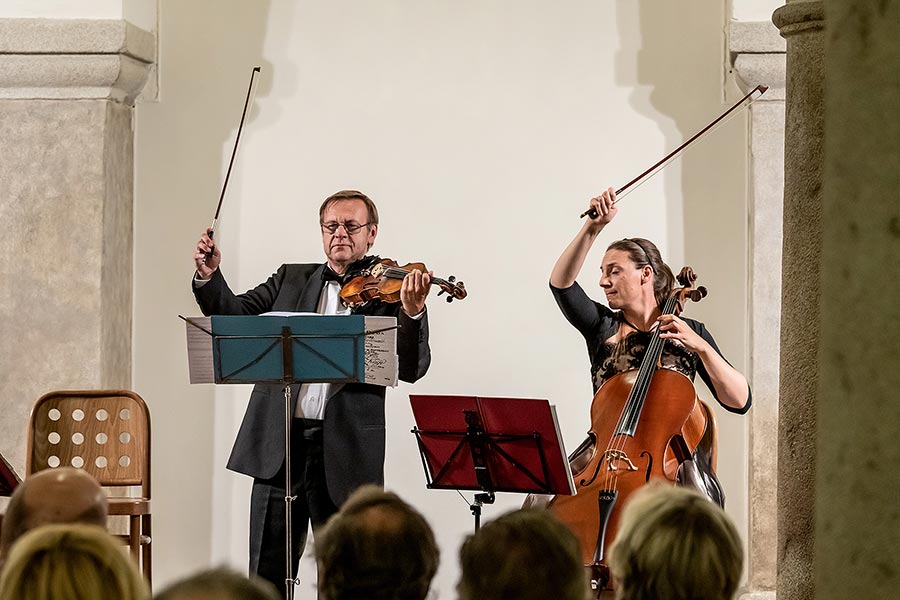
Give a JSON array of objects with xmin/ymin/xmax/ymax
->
[
  {"xmin": 0, "ymin": 467, "xmax": 107, "ymax": 565},
  {"xmin": 457, "ymin": 508, "xmax": 589, "ymax": 600},
  {"xmin": 609, "ymin": 484, "xmax": 743, "ymax": 600},
  {"xmin": 153, "ymin": 567, "xmax": 280, "ymax": 600},
  {"xmin": 0, "ymin": 523, "xmax": 147, "ymax": 600},
  {"xmin": 316, "ymin": 485, "xmax": 439, "ymax": 600}
]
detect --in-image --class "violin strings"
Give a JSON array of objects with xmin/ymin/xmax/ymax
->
[{"xmin": 380, "ymin": 266, "xmax": 452, "ymax": 290}]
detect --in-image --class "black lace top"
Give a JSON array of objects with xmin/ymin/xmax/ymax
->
[{"xmin": 551, "ymin": 282, "xmax": 751, "ymax": 414}]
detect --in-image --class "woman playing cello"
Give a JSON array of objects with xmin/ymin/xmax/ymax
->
[
  {"xmin": 547, "ymin": 187, "xmax": 751, "ymax": 591},
  {"xmin": 551, "ymin": 188, "xmax": 751, "ymax": 414}
]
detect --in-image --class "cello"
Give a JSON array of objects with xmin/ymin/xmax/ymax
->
[{"xmin": 546, "ymin": 267, "xmax": 723, "ymax": 594}]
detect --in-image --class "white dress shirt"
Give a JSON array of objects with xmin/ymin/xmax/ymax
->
[{"xmin": 294, "ymin": 280, "xmax": 349, "ymax": 420}]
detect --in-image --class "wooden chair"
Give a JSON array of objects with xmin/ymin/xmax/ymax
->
[{"xmin": 26, "ymin": 390, "xmax": 151, "ymax": 585}]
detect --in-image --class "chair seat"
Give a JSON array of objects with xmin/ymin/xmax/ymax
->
[{"xmin": 107, "ymin": 498, "xmax": 151, "ymax": 516}]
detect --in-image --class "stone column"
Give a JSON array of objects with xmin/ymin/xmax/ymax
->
[
  {"xmin": 730, "ymin": 20, "xmax": 786, "ymax": 600},
  {"xmin": 817, "ymin": 2, "xmax": 900, "ymax": 597},
  {"xmin": 771, "ymin": 3, "xmax": 824, "ymax": 600},
  {"xmin": 0, "ymin": 19, "xmax": 155, "ymax": 478}
]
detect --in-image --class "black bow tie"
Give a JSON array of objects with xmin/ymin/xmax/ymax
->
[
  {"xmin": 322, "ymin": 256, "xmax": 381, "ymax": 285},
  {"xmin": 321, "ymin": 266, "xmax": 345, "ymax": 284}
]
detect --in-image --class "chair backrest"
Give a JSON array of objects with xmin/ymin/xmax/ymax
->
[{"xmin": 26, "ymin": 391, "xmax": 150, "ymax": 496}]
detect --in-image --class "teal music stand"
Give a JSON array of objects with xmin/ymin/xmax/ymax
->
[{"xmin": 183, "ymin": 314, "xmax": 398, "ymax": 600}]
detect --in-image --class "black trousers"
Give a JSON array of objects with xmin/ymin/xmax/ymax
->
[{"xmin": 249, "ymin": 419, "xmax": 338, "ymax": 598}]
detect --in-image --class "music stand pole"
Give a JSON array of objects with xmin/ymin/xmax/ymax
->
[
  {"xmin": 283, "ymin": 384, "xmax": 297, "ymax": 600},
  {"xmin": 470, "ymin": 492, "xmax": 495, "ymax": 531},
  {"xmin": 279, "ymin": 328, "xmax": 298, "ymax": 600}
]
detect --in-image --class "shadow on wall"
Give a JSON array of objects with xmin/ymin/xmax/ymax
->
[
  {"xmin": 610, "ymin": 0, "xmax": 750, "ymax": 556},
  {"xmin": 613, "ymin": 0, "xmax": 748, "ymax": 352},
  {"xmin": 134, "ymin": 0, "xmax": 291, "ymax": 588}
]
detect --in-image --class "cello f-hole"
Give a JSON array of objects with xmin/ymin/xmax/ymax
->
[
  {"xmin": 580, "ymin": 459, "xmax": 605, "ymax": 488},
  {"xmin": 640, "ymin": 450, "xmax": 653, "ymax": 483}
]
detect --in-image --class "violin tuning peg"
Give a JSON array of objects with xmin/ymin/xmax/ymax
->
[
  {"xmin": 446, "ymin": 296, "xmax": 453, "ymax": 303},
  {"xmin": 448, "ymin": 275, "xmax": 456, "ymax": 283},
  {"xmin": 437, "ymin": 289, "xmax": 445, "ymax": 296}
]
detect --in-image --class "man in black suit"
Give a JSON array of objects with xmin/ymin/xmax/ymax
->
[{"xmin": 192, "ymin": 190, "xmax": 431, "ymax": 596}]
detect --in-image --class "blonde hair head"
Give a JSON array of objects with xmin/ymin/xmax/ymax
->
[
  {"xmin": 609, "ymin": 485, "xmax": 743, "ymax": 600},
  {"xmin": 0, "ymin": 523, "xmax": 148, "ymax": 600}
]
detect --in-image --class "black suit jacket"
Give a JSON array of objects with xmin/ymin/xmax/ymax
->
[{"xmin": 193, "ymin": 263, "xmax": 431, "ymax": 505}]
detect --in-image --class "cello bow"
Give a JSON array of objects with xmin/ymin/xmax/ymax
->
[{"xmin": 580, "ymin": 84, "xmax": 768, "ymax": 219}]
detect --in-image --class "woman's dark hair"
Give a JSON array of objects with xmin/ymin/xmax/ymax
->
[{"xmin": 606, "ymin": 238, "xmax": 676, "ymax": 308}]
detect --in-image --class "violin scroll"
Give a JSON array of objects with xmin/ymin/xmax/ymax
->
[{"xmin": 435, "ymin": 275, "xmax": 466, "ymax": 303}]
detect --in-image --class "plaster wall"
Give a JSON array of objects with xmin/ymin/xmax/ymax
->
[
  {"xmin": 134, "ymin": 0, "xmax": 751, "ymax": 594},
  {"xmin": 0, "ymin": 0, "xmax": 156, "ymax": 32},
  {"xmin": 733, "ymin": 0, "xmax": 783, "ymax": 22}
]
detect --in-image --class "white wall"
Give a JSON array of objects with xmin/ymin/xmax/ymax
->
[
  {"xmin": 0, "ymin": 0, "xmax": 156, "ymax": 32},
  {"xmin": 135, "ymin": 0, "xmax": 750, "ymax": 595},
  {"xmin": 732, "ymin": 0, "xmax": 782, "ymax": 22},
  {"xmin": 0, "ymin": 0, "xmax": 121, "ymax": 19}
]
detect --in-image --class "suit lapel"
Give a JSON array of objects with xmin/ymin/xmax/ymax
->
[{"xmin": 296, "ymin": 264, "xmax": 326, "ymax": 312}]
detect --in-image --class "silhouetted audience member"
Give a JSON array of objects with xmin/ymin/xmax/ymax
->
[
  {"xmin": 0, "ymin": 467, "xmax": 107, "ymax": 570},
  {"xmin": 154, "ymin": 567, "xmax": 280, "ymax": 600},
  {"xmin": 0, "ymin": 523, "xmax": 147, "ymax": 600},
  {"xmin": 609, "ymin": 485, "xmax": 743, "ymax": 600},
  {"xmin": 457, "ymin": 508, "xmax": 590, "ymax": 600},
  {"xmin": 316, "ymin": 486, "xmax": 439, "ymax": 600}
]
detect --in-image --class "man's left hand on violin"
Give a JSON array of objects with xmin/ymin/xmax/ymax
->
[{"xmin": 401, "ymin": 269, "xmax": 432, "ymax": 317}]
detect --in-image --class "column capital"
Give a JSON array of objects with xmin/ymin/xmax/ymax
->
[
  {"xmin": 773, "ymin": 1, "xmax": 825, "ymax": 37},
  {"xmin": 0, "ymin": 18, "xmax": 156, "ymax": 105},
  {"xmin": 730, "ymin": 21, "xmax": 786, "ymax": 101}
]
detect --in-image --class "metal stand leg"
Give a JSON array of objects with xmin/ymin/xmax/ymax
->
[{"xmin": 283, "ymin": 385, "xmax": 298, "ymax": 600}]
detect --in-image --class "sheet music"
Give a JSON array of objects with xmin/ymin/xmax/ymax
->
[
  {"xmin": 363, "ymin": 316, "xmax": 399, "ymax": 387},
  {"xmin": 184, "ymin": 317, "xmax": 214, "ymax": 384}
]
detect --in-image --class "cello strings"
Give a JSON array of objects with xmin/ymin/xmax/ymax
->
[{"xmin": 603, "ymin": 294, "xmax": 678, "ymax": 486}]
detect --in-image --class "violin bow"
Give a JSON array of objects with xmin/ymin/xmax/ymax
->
[
  {"xmin": 208, "ymin": 66, "xmax": 262, "ymax": 240},
  {"xmin": 580, "ymin": 84, "xmax": 768, "ymax": 219}
]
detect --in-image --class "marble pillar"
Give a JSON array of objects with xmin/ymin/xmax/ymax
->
[
  {"xmin": 817, "ymin": 2, "xmax": 900, "ymax": 597},
  {"xmin": 771, "ymin": 3, "xmax": 824, "ymax": 599},
  {"xmin": 0, "ymin": 19, "xmax": 154, "ymax": 480},
  {"xmin": 730, "ymin": 20, "xmax": 786, "ymax": 600}
]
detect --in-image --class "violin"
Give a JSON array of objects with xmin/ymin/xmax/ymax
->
[
  {"xmin": 339, "ymin": 258, "xmax": 467, "ymax": 307},
  {"xmin": 545, "ymin": 267, "xmax": 721, "ymax": 595}
]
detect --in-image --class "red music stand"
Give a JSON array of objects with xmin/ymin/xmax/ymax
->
[
  {"xmin": 410, "ymin": 395, "xmax": 574, "ymax": 530},
  {"xmin": 1, "ymin": 452, "xmax": 21, "ymax": 497}
]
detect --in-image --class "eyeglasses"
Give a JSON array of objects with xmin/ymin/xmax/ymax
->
[{"xmin": 320, "ymin": 221, "xmax": 371, "ymax": 235}]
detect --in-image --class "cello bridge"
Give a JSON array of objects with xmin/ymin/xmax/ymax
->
[{"xmin": 603, "ymin": 450, "xmax": 638, "ymax": 473}]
